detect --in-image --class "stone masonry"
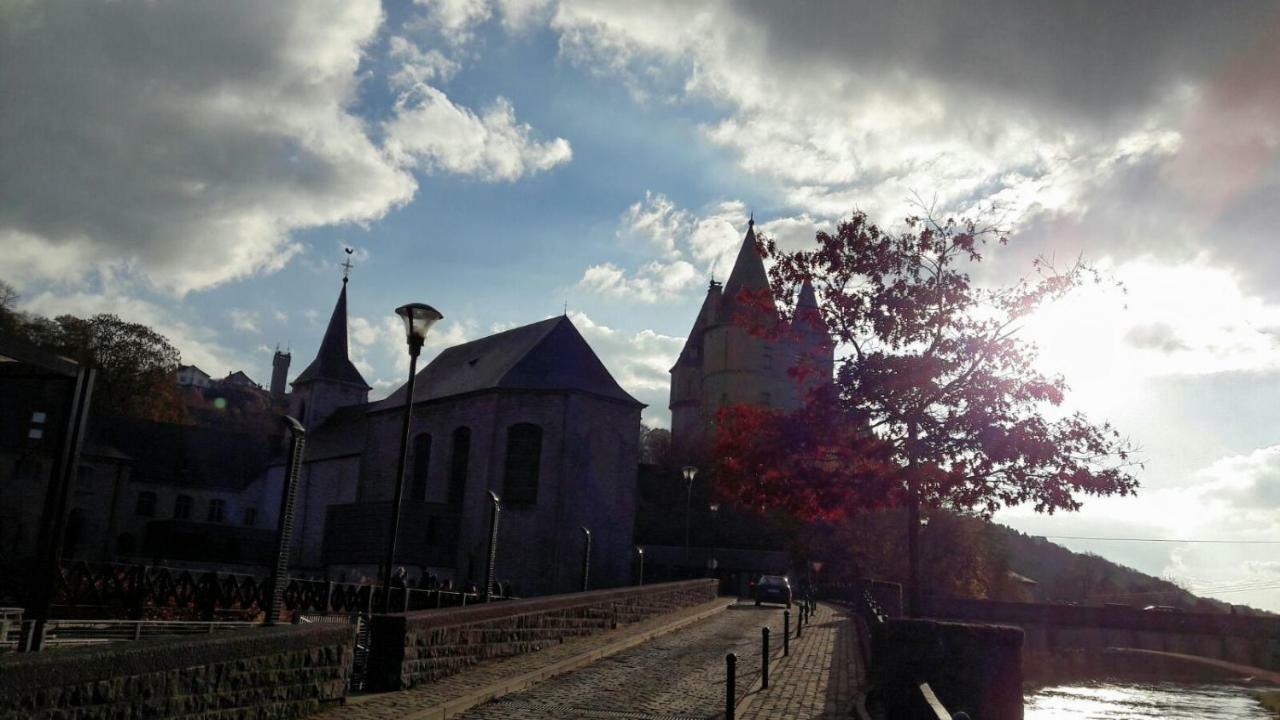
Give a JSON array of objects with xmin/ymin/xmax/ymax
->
[
  {"xmin": 0, "ymin": 624, "xmax": 355, "ymax": 720},
  {"xmin": 366, "ymin": 579, "xmax": 717, "ymax": 692}
]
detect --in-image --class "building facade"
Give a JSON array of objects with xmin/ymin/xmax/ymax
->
[{"xmin": 669, "ymin": 218, "xmax": 833, "ymax": 454}]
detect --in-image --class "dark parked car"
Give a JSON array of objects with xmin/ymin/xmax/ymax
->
[{"xmin": 754, "ymin": 574, "xmax": 792, "ymax": 608}]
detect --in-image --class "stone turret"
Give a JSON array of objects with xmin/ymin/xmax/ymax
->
[
  {"xmin": 270, "ymin": 348, "xmax": 291, "ymax": 399},
  {"xmin": 289, "ymin": 277, "xmax": 370, "ymax": 430},
  {"xmin": 790, "ymin": 279, "xmax": 833, "ymax": 397}
]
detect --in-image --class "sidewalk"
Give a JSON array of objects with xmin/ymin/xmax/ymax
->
[
  {"xmin": 737, "ymin": 602, "xmax": 864, "ymax": 720},
  {"xmin": 311, "ymin": 597, "xmax": 734, "ymax": 720}
]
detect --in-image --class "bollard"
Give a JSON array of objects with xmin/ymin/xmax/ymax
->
[
  {"xmin": 761, "ymin": 627, "xmax": 770, "ymax": 689},
  {"xmin": 725, "ymin": 653, "xmax": 737, "ymax": 720},
  {"xmin": 797, "ymin": 606, "xmax": 803, "ymax": 639},
  {"xmin": 784, "ymin": 610, "xmax": 790, "ymax": 656}
]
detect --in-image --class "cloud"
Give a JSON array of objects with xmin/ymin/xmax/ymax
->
[
  {"xmin": 0, "ymin": 0, "xmax": 417, "ymax": 296},
  {"xmin": 229, "ymin": 309, "xmax": 261, "ymax": 334},
  {"xmin": 348, "ymin": 312, "xmax": 478, "ymax": 399},
  {"xmin": 383, "ymin": 59, "xmax": 572, "ymax": 182},
  {"xmin": 1196, "ymin": 445, "xmax": 1280, "ymax": 511},
  {"xmin": 566, "ymin": 310, "xmax": 684, "ymax": 426},
  {"xmin": 579, "ymin": 193, "xmax": 764, "ymax": 303},
  {"xmin": 1123, "ymin": 323, "xmax": 1190, "ymax": 354}
]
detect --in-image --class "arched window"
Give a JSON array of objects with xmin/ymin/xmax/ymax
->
[
  {"xmin": 411, "ymin": 433, "xmax": 432, "ymax": 502},
  {"xmin": 448, "ymin": 427, "xmax": 471, "ymax": 506},
  {"xmin": 503, "ymin": 423, "xmax": 542, "ymax": 505},
  {"xmin": 136, "ymin": 491, "xmax": 157, "ymax": 517}
]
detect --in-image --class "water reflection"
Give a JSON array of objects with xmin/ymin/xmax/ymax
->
[{"xmin": 1025, "ymin": 682, "xmax": 1274, "ymax": 719}]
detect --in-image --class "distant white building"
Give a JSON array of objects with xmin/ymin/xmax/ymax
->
[{"xmin": 176, "ymin": 364, "xmax": 211, "ymax": 388}]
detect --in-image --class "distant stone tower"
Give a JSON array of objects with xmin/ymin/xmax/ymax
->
[
  {"xmin": 270, "ymin": 348, "xmax": 291, "ymax": 399},
  {"xmin": 289, "ymin": 274, "xmax": 370, "ymax": 430},
  {"xmin": 669, "ymin": 218, "xmax": 833, "ymax": 455}
]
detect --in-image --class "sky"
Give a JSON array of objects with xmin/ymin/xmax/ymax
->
[{"xmin": 3, "ymin": 0, "xmax": 1279, "ymax": 610}]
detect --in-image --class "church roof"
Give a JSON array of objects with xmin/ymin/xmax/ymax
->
[
  {"xmin": 719, "ymin": 218, "xmax": 774, "ymax": 316},
  {"xmin": 293, "ymin": 281, "xmax": 370, "ymax": 389},
  {"xmin": 376, "ymin": 315, "xmax": 644, "ymax": 410}
]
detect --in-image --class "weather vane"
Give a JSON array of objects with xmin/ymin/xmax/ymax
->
[{"xmin": 341, "ymin": 247, "xmax": 355, "ymax": 283}]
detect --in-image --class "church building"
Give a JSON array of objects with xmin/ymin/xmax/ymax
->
[
  {"xmin": 669, "ymin": 218, "xmax": 833, "ymax": 455},
  {"xmin": 274, "ymin": 275, "xmax": 643, "ymax": 596}
]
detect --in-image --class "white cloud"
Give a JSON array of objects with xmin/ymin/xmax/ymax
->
[
  {"xmin": 229, "ymin": 309, "xmax": 261, "ymax": 334},
  {"xmin": 383, "ymin": 68, "xmax": 572, "ymax": 182},
  {"xmin": 389, "ymin": 35, "xmax": 461, "ymax": 86},
  {"xmin": 567, "ymin": 310, "xmax": 684, "ymax": 426},
  {"xmin": 416, "ymin": 0, "xmax": 493, "ymax": 43},
  {"xmin": 0, "ymin": 0, "xmax": 416, "ymax": 295},
  {"xmin": 350, "ymin": 313, "xmax": 478, "ymax": 399},
  {"xmin": 579, "ymin": 193, "xmax": 764, "ymax": 303}
]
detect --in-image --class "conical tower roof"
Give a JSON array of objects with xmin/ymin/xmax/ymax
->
[
  {"xmin": 293, "ymin": 279, "xmax": 370, "ymax": 389},
  {"xmin": 793, "ymin": 279, "xmax": 825, "ymax": 334},
  {"xmin": 671, "ymin": 279, "xmax": 722, "ymax": 371},
  {"xmin": 719, "ymin": 217, "xmax": 776, "ymax": 321}
]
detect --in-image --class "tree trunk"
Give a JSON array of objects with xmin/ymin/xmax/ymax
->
[{"xmin": 906, "ymin": 420, "xmax": 921, "ymax": 618}]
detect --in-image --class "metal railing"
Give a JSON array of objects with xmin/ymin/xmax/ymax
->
[{"xmin": 4, "ymin": 618, "xmax": 260, "ymax": 651}]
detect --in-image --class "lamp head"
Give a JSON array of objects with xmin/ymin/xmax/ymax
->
[
  {"xmin": 395, "ymin": 303, "xmax": 443, "ymax": 355},
  {"xmin": 709, "ymin": 503, "xmax": 720, "ymax": 513},
  {"xmin": 682, "ymin": 465, "xmax": 698, "ymax": 483}
]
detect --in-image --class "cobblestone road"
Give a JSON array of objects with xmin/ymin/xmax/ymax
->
[{"xmin": 458, "ymin": 601, "xmax": 787, "ymax": 720}]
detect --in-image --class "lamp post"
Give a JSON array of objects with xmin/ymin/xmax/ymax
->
[
  {"xmin": 381, "ymin": 302, "xmax": 443, "ymax": 614},
  {"xmin": 636, "ymin": 546, "xmax": 645, "ymax": 586},
  {"xmin": 681, "ymin": 465, "xmax": 697, "ymax": 571},
  {"xmin": 580, "ymin": 527, "xmax": 592, "ymax": 592},
  {"xmin": 708, "ymin": 503, "xmax": 720, "ymax": 578},
  {"xmin": 483, "ymin": 491, "xmax": 501, "ymax": 602}
]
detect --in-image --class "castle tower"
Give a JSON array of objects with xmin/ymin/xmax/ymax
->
[
  {"xmin": 668, "ymin": 218, "xmax": 834, "ymax": 455},
  {"xmin": 270, "ymin": 348, "xmax": 291, "ymax": 399},
  {"xmin": 289, "ymin": 276, "xmax": 370, "ymax": 430}
]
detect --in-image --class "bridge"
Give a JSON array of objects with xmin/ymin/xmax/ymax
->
[
  {"xmin": 917, "ymin": 594, "xmax": 1280, "ymax": 676},
  {"xmin": 0, "ymin": 580, "xmax": 865, "ymax": 720}
]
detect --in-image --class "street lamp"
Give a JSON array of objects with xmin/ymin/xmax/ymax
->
[
  {"xmin": 381, "ymin": 302, "xmax": 443, "ymax": 613},
  {"xmin": 483, "ymin": 491, "xmax": 501, "ymax": 602},
  {"xmin": 681, "ymin": 465, "xmax": 697, "ymax": 571},
  {"xmin": 636, "ymin": 546, "xmax": 645, "ymax": 586},
  {"xmin": 580, "ymin": 527, "xmax": 592, "ymax": 592},
  {"xmin": 708, "ymin": 503, "xmax": 720, "ymax": 578}
]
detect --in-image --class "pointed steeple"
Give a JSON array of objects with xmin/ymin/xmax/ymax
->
[
  {"xmin": 719, "ymin": 217, "xmax": 774, "ymax": 319},
  {"xmin": 293, "ymin": 281, "xmax": 370, "ymax": 389},
  {"xmin": 793, "ymin": 279, "xmax": 824, "ymax": 333}
]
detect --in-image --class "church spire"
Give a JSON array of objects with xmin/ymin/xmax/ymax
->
[
  {"xmin": 793, "ymin": 279, "xmax": 824, "ymax": 334},
  {"xmin": 292, "ymin": 276, "xmax": 370, "ymax": 389}
]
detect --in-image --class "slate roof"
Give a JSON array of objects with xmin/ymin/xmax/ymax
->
[
  {"xmin": 719, "ymin": 218, "xmax": 774, "ymax": 319},
  {"xmin": 303, "ymin": 403, "xmax": 369, "ymax": 461},
  {"xmin": 293, "ymin": 281, "xmax": 370, "ymax": 389},
  {"xmin": 376, "ymin": 315, "xmax": 643, "ymax": 410},
  {"xmin": 84, "ymin": 416, "xmax": 281, "ymax": 490}
]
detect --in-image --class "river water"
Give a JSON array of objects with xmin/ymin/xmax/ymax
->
[{"xmin": 1025, "ymin": 682, "xmax": 1275, "ymax": 719}]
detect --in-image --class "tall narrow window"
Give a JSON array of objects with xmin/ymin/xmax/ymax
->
[
  {"xmin": 207, "ymin": 498, "xmax": 225, "ymax": 523},
  {"xmin": 174, "ymin": 495, "xmax": 192, "ymax": 520},
  {"xmin": 503, "ymin": 423, "xmax": 542, "ymax": 505},
  {"xmin": 136, "ymin": 491, "xmax": 157, "ymax": 517},
  {"xmin": 448, "ymin": 427, "xmax": 471, "ymax": 506},
  {"xmin": 411, "ymin": 433, "xmax": 432, "ymax": 502}
]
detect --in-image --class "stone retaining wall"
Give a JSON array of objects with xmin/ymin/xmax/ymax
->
[
  {"xmin": 867, "ymin": 618, "xmax": 1024, "ymax": 720},
  {"xmin": 0, "ymin": 624, "xmax": 355, "ymax": 720},
  {"xmin": 367, "ymin": 579, "xmax": 718, "ymax": 691}
]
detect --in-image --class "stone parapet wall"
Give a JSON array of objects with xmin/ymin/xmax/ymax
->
[
  {"xmin": 367, "ymin": 579, "xmax": 717, "ymax": 691},
  {"xmin": 0, "ymin": 624, "xmax": 354, "ymax": 720},
  {"xmin": 867, "ymin": 618, "xmax": 1024, "ymax": 720}
]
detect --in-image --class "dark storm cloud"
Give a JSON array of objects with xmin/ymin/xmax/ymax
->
[{"xmin": 736, "ymin": 0, "xmax": 1275, "ymax": 125}]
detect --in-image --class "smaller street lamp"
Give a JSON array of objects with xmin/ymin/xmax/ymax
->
[
  {"xmin": 580, "ymin": 527, "xmax": 592, "ymax": 592},
  {"xmin": 636, "ymin": 546, "xmax": 645, "ymax": 586},
  {"xmin": 708, "ymin": 503, "xmax": 720, "ymax": 578},
  {"xmin": 681, "ymin": 465, "xmax": 698, "ymax": 569}
]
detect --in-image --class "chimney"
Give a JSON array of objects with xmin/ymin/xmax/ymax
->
[{"xmin": 271, "ymin": 348, "xmax": 291, "ymax": 398}]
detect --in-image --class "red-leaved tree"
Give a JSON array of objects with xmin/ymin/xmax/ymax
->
[{"xmin": 714, "ymin": 211, "xmax": 1139, "ymax": 614}]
